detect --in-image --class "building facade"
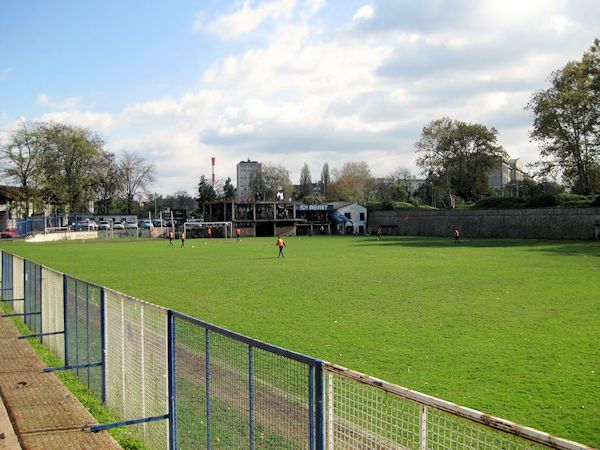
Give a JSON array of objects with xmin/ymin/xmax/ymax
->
[
  {"xmin": 489, "ymin": 158, "xmax": 527, "ymax": 195},
  {"xmin": 201, "ymin": 200, "xmax": 368, "ymax": 237},
  {"xmin": 0, "ymin": 185, "xmax": 20, "ymax": 230},
  {"xmin": 236, "ymin": 159, "xmax": 261, "ymax": 202}
]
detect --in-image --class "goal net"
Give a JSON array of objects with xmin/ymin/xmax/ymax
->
[{"xmin": 183, "ymin": 221, "xmax": 233, "ymax": 238}]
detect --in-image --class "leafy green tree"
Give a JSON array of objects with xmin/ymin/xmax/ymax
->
[
  {"xmin": 119, "ymin": 150, "xmax": 156, "ymax": 214},
  {"xmin": 222, "ymin": 177, "xmax": 236, "ymax": 201},
  {"xmin": 250, "ymin": 163, "xmax": 292, "ymax": 201},
  {"xmin": 328, "ymin": 161, "xmax": 375, "ymax": 202},
  {"xmin": 526, "ymin": 39, "xmax": 600, "ymax": 195},
  {"xmin": 173, "ymin": 190, "xmax": 196, "ymax": 210},
  {"xmin": 92, "ymin": 151, "xmax": 122, "ymax": 214},
  {"xmin": 197, "ymin": 175, "xmax": 216, "ymax": 207},
  {"xmin": 415, "ymin": 117, "xmax": 507, "ymax": 203},
  {"xmin": 0, "ymin": 122, "xmax": 46, "ymax": 215},
  {"xmin": 513, "ymin": 177, "xmax": 564, "ymax": 199},
  {"xmin": 298, "ymin": 162, "xmax": 313, "ymax": 198},
  {"xmin": 385, "ymin": 167, "xmax": 414, "ymax": 203},
  {"xmin": 39, "ymin": 122, "xmax": 106, "ymax": 213}
]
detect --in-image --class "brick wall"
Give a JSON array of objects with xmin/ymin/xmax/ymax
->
[{"xmin": 369, "ymin": 208, "xmax": 600, "ymax": 240}]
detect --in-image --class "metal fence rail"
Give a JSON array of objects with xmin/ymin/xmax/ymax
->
[
  {"xmin": 0, "ymin": 250, "xmax": 594, "ymax": 450},
  {"xmin": 323, "ymin": 363, "xmax": 589, "ymax": 450}
]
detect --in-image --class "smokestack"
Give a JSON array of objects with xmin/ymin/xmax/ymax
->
[{"xmin": 211, "ymin": 157, "xmax": 216, "ymax": 186}]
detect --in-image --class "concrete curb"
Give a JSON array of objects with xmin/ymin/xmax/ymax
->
[{"xmin": 0, "ymin": 394, "xmax": 21, "ymax": 450}]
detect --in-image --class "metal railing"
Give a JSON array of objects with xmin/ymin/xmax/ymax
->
[{"xmin": 0, "ymin": 249, "xmax": 593, "ymax": 450}]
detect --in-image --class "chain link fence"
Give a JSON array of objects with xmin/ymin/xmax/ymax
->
[
  {"xmin": 171, "ymin": 312, "xmax": 321, "ymax": 450},
  {"xmin": 0, "ymin": 250, "xmax": 593, "ymax": 450},
  {"xmin": 104, "ymin": 288, "xmax": 169, "ymax": 449}
]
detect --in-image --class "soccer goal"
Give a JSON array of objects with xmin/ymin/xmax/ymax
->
[{"xmin": 183, "ymin": 221, "xmax": 233, "ymax": 238}]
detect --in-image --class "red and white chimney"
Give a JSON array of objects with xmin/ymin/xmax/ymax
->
[{"xmin": 211, "ymin": 157, "xmax": 216, "ymax": 186}]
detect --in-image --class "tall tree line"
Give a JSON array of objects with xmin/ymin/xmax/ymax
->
[{"xmin": 0, "ymin": 121, "xmax": 155, "ymax": 215}]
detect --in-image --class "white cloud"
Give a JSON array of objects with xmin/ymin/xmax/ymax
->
[
  {"xmin": 35, "ymin": 111, "xmax": 116, "ymax": 133},
  {"xmin": 5, "ymin": 1, "xmax": 598, "ymax": 194},
  {"xmin": 205, "ymin": 0, "xmax": 299, "ymax": 39},
  {"xmin": 353, "ymin": 5, "xmax": 374, "ymax": 22},
  {"xmin": 37, "ymin": 94, "xmax": 84, "ymax": 111}
]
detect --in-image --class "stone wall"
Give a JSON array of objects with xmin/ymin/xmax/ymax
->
[{"xmin": 369, "ymin": 207, "xmax": 600, "ymax": 240}]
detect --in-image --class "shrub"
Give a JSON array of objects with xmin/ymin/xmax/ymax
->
[
  {"xmin": 391, "ymin": 201, "xmax": 415, "ymax": 209},
  {"xmin": 556, "ymin": 193, "xmax": 592, "ymax": 207},
  {"xmin": 473, "ymin": 196, "xmax": 525, "ymax": 209},
  {"xmin": 591, "ymin": 196, "xmax": 600, "ymax": 206},
  {"xmin": 526, "ymin": 194, "xmax": 558, "ymax": 207}
]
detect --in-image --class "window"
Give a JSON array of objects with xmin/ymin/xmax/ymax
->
[
  {"xmin": 344, "ymin": 213, "xmax": 351, "ymax": 219},
  {"xmin": 360, "ymin": 212, "xmax": 365, "ymax": 221}
]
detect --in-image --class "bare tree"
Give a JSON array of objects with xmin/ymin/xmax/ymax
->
[{"xmin": 119, "ymin": 151, "xmax": 156, "ymax": 214}]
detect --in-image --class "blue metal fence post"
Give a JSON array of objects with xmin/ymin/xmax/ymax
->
[
  {"xmin": 37, "ymin": 265, "xmax": 42, "ymax": 338},
  {"xmin": 167, "ymin": 310, "xmax": 178, "ymax": 450},
  {"xmin": 309, "ymin": 366, "xmax": 315, "ymax": 450},
  {"xmin": 100, "ymin": 288, "xmax": 107, "ymax": 403},
  {"xmin": 315, "ymin": 360, "xmax": 326, "ymax": 450},
  {"xmin": 86, "ymin": 283, "xmax": 90, "ymax": 387},
  {"xmin": 205, "ymin": 328, "xmax": 211, "ymax": 450},
  {"xmin": 22, "ymin": 259, "xmax": 26, "ymax": 323},
  {"xmin": 249, "ymin": 345, "xmax": 255, "ymax": 450},
  {"xmin": 63, "ymin": 274, "xmax": 69, "ymax": 365},
  {"xmin": 74, "ymin": 279, "xmax": 80, "ymax": 376}
]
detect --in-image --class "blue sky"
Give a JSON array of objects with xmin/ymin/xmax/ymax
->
[{"xmin": 1, "ymin": 0, "xmax": 598, "ymax": 195}]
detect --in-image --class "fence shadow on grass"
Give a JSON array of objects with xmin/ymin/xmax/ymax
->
[{"xmin": 352, "ymin": 236, "xmax": 600, "ymax": 257}]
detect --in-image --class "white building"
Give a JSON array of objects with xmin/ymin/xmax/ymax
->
[
  {"xmin": 236, "ymin": 159, "xmax": 261, "ymax": 201},
  {"xmin": 332, "ymin": 201, "xmax": 368, "ymax": 235},
  {"xmin": 489, "ymin": 158, "xmax": 527, "ymax": 195}
]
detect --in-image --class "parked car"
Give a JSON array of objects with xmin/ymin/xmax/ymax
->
[
  {"xmin": 98, "ymin": 221, "xmax": 112, "ymax": 230},
  {"xmin": 0, "ymin": 228, "xmax": 17, "ymax": 238},
  {"xmin": 139, "ymin": 219, "xmax": 154, "ymax": 229},
  {"xmin": 152, "ymin": 220, "xmax": 164, "ymax": 227},
  {"xmin": 112, "ymin": 222, "xmax": 125, "ymax": 230},
  {"xmin": 74, "ymin": 220, "xmax": 98, "ymax": 231},
  {"xmin": 123, "ymin": 222, "xmax": 138, "ymax": 229}
]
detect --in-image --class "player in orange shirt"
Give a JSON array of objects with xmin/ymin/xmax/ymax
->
[{"xmin": 276, "ymin": 236, "xmax": 286, "ymax": 258}]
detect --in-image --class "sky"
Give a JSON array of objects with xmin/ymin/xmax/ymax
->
[{"xmin": 1, "ymin": 0, "xmax": 599, "ymax": 196}]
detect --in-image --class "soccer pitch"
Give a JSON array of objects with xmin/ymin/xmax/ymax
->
[{"xmin": 1, "ymin": 236, "xmax": 598, "ymax": 447}]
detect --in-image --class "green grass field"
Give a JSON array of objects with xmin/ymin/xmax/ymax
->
[{"xmin": 1, "ymin": 235, "xmax": 598, "ymax": 447}]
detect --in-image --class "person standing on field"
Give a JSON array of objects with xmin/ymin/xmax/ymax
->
[
  {"xmin": 168, "ymin": 230, "xmax": 174, "ymax": 246},
  {"xmin": 236, "ymin": 228, "xmax": 241, "ymax": 243},
  {"xmin": 180, "ymin": 231, "xmax": 186, "ymax": 247},
  {"xmin": 276, "ymin": 235, "xmax": 286, "ymax": 258},
  {"xmin": 376, "ymin": 227, "xmax": 383, "ymax": 241},
  {"xmin": 208, "ymin": 226, "xmax": 212, "ymax": 238},
  {"xmin": 453, "ymin": 228, "xmax": 461, "ymax": 245}
]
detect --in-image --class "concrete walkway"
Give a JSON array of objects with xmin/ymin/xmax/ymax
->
[{"xmin": 0, "ymin": 316, "xmax": 121, "ymax": 450}]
